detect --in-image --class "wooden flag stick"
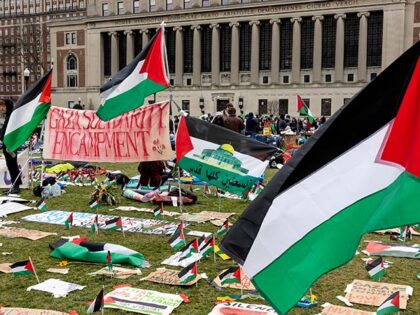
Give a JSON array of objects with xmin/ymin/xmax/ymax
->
[
  {"xmin": 213, "ymin": 235, "xmax": 216, "ymax": 263},
  {"xmin": 121, "ymin": 223, "xmax": 125, "ymax": 238},
  {"xmin": 29, "ymin": 256, "xmax": 40, "ymax": 283},
  {"xmin": 102, "ymin": 285, "xmax": 105, "ymax": 315},
  {"xmin": 177, "ymin": 167, "xmax": 183, "ymax": 213},
  {"xmin": 240, "ymin": 266, "xmax": 244, "ymax": 296}
]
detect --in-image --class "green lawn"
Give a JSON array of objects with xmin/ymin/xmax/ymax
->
[{"xmin": 0, "ymin": 165, "xmax": 419, "ymax": 314}]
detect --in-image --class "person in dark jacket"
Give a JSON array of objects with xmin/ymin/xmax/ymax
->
[
  {"xmin": 245, "ymin": 112, "xmax": 257, "ymax": 136},
  {"xmin": 137, "ymin": 161, "xmax": 170, "ymax": 188},
  {"xmin": 222, "ymin": 107, "xmax": 244, "ymax": 133},
  {"xmin": 0, "ymin": 99, "xmax": 22, "ymax": 194}
]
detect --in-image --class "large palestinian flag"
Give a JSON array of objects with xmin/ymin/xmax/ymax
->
[
  {"xmin": 96, "ymin": 25, "xmax": 169, "ymax": 121},
  {"xmin": 4, "ymin": 69, "xmax": 52, "ymax": 152},
  {"xmin": 49, "ymin": 238, "xmax": 147, "ymax": 268},
  {"xmin": 176, "ymin": 116, "xmax": 277, "ymax": 196},
  {"xmin": 221, "ymin": 42, "xmax": 420, "ymax": 314}
]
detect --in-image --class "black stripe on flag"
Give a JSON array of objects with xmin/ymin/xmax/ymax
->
[
  {"xmin": 365, "ymin": 257, "xmax": 383, "ymax": 272},
  {"xmin": 90, "ymin": 288, "xmax": 104, "ymax": 312},
  {"xmin": 220, "ymin": 41, "xmax": 420, "ymax": 264},
  {"xmin": 105, "ymin": 217, "xmax": 120, "ymax": 226},
  {"xmin": 178, "ymin": 262, "xmax": 195, "ymax": 278},
  {"xmin": 10, "ymin": 260, "xmax": 30, "ymax": 269},
  {"xmin": 13, "ymin": 69, "xmax": 52, "ymax": 111},
  {"xmin": 184, "ymin": 117, "xmax": 278, "ymax": 161},
  {"xmin": 168, "ymin": 229, "xmax": 181, "ymax": 245},
  {"xmin": 100, "ymin": 29, "xmax": 161, "ymax": 94},
  {"xmin": 219, "ymin": 266, "xmax": 240, "ymax": 280}
]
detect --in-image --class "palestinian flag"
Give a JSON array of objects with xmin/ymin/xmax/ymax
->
[
  {"xmin": 3, "ymin": 69, "xmax": 52, "ymax": 152},
  {"xmin": 49, "ymin": 238, "xmax": 147, "ymax": 267},
  {"xmin": 65, "ymin": 212, "xmax": 73, "ymax": 230},
  {"xmin": 399, "ymin": 226, "xmax": 411, "ymax": 240},
  {"xmin": 220, "ymin": 42, "xmax": 420, "ymax": 314},
  {"xmin": 90, "ymin": 199, "xmax": 100, "ymax": 210},
  {"xmin": 217, "ymin": 220, "xmax": 230, "ymax": 236},
  {"xmin": 96, "ymin": 24, "xmax": 169, "ymax": 121},
  {"xmin": 200, "ymin": 236, "xmax": 215, "ymax": 257},
  {"xmin": 178, "ymin": 262, "xmax": 198, "ymax": 284},
  {"xmin": 219, "ymin": 266, "xmax": 241, "ymax": 285},
  {"xmin": 10, "ymin": 259, "xmax": 35, "ymax": 276},
  {"xmin": 87, "ymin": 288, "xmax": 104, "ymax": 314},
  {"xmin": 91, "ymin": 215, "xmax": 99, "ymax": 234},
  {"xmin": 364, "ymin": 242, "xmax": 420, "ymax": 259},
  {"xmin": 168, "ymin": 227, "xmax": 185, "ymax": 251},
  {"xmin": 365, "ymin": 257, "xmax": 385, "ymax": 281},
  {"xmin": 376, "ymin": 291, "xmax": 400, "ymax": 315},
  {"xmin": 36, "ymin": 197, "xmax": 47, "ymax": 212},
  {"xmin": 296, "ymin": 95, "xmax": 314, "ymax": 129},
  {"xmin": 154, "ymin": 204, "xmax": 164, "ymax": 218},
  {"xmin": 107, "ymin": 250, "xmax": 113, "ymax": 271},
  {"xmin": 176, "ymin": 116, "xmax": 277, "ymax": 196},
  {"xmin": 179, "ymin": 239, "xmax": 199, "ymax": 261},
  {"xmin": 105, "ymin": 217, "xmax": 123, "ymax": 231}
]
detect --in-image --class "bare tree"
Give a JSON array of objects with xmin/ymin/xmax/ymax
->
[{"xmin": 267, "ymin": 100, "xmax": 279, "ymax": 116}]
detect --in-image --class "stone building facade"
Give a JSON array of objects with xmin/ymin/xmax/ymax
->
[{"xmin": 48, "ymin": 0, "xmax": 420, "ymax": 116}]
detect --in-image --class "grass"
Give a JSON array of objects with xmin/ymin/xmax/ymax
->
[{"xmin": 0, "ymin": 164, "xmax": 419, "ymax": 314}]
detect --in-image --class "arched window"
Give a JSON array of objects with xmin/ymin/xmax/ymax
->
[{"xmin": 66, "ymin": 54, "xmax": 78, "ymax": 87}]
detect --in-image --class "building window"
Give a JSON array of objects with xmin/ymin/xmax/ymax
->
[
  {"xmin": 220, "ymin": 24, "xmax": 231, "ymax": 72},
  {"xmin": 66, "ymin": 55, "xmax": 78, "ymax": 87},
  {"xmin": 182, "ymin": 100, "xmax": 190, "ymax": 113},
  {"xmin": 133, "ymin": 0, "xmax": 140, "ymax": 13},
  {"xmin": 201, "ymin": 25, "xmax": 212, "ymax": 72},
  {"xmin": 280, "ymin": 19, "xmax": 292, "ymax": 70},
  {"xmin": 322, "ymin": 15, "xmax": 336, "ymax": 69},
  {"xmin": 239, "ymin": 22, "xmax": 251, "ymax": 71},
  {"xmin": 370, "ymin": 72, "xmax": 377, "ymax": 80},
  {"xmin": 71, "ymin": 32, "xmax": 76, "ymax": 45},
  {"xmin": 117, "ymin": 2, "xmax": 124, "ymax": 14},
  {"xmin": 184, "ymin": 0, "xmax": 191, "ymax": 9},
  {"xmin": 166, "ymin": 0, "xmax": 173, "ymax": 10},
  {"xmin": 102, "ymin": 3, "xmax": 109, "ymax": 16},
  {"xmin": 344, "ymin": 13, "xmax": 359, "ymax": 68},
  {"xmin": 282, "ymin": 75, "xmax": 289, "ymax": 84},
  {"xmin": 325, "ymin": 74, "xmax": 332, "ymax": 82},
  {"xmin": 65, "ymin": 33, "xmax": 71, "ymax": 45},
  {"xmin": 301, "ymin": 17, "xmax": 314, "ymax": 69},
  {"xmin": 166, "ymin": 28, "xmax": 176, "ymax": 73},
  {"xmin": 258, "ymin": 99, "xmax": 268, "ymax": 115},
  {"xmin": 149, "ymin": 0, "xmax": 156, "ymax": 12},
  {"xmin": 304, "ymin": 74, "xmax": 310, "ymax": 83},
  {"xmin": 321, "ymin": 99, "xmax": 332, "ymax": 116},
  {"xmin": 367, "ymin": 11, "xmax": 383, "ymax": 67},
  {"xmin": 184, "ymin": 28, "xmax": 193, "ymax": 73},
  {"xmin": 347, "ymin": 73, "xmax": 354, "ymax": 82},
  {"xmin": 279, "ymin": 99, "xmax": 288, "ymax": 114},
  {"xmin": 202, "ymin": 0, "xmax": 210, "ymax": 7},
  {"xmin": 259, "ymin": 20, "xmax": 271, "ymax": 71}
]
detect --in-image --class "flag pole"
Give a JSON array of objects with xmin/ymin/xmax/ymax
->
[
  {"xmin": 29, "ymin": 256, "xmax": 40, "ymax": 283},
  {"xmin": 102, "ymin": 285, "xmax": 105, "ymax": 315},
  {"xmin": 6, "ymin": 154, "xmax": 31, "ymax": 195},
  {"xmin": 240, "ymin": 265, "xmax": 244, "ymax": 296},
  {"xmin": 213, "ymin": 234, "xmax": 216, "ymax": 263},
  {"xmin": 177, "ymin": 167, "xmax": 183, "ymax": 213},
  {"xmin": 121, "ymin": 218, "xmax": 125, "ymax": 238}
]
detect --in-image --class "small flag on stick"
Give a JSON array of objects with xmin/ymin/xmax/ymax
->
[
  {"xmin": 91, "ymin": 215, "xmax": 99, "ymax": 234},
  {"xmin": 87, "ymin": 288, "xmax": 104, "ymax": 314},
  {"xmin": 65, "ymin": 212, "xmax": 73, "ymax": 230},
  {"xmin": 36, "ymin": 197, "xmax": 47, "ymax": 211}
]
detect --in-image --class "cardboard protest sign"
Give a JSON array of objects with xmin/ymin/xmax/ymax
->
[
  {"xmin": 46, "ymin": 268, "xmax": 69, "ymax": 275},
  {"xmin": 0, "ymin": 227, "xmax": 56, "ymax": 240},
  {"xmin": 0, "ymin": 149, "xmax": 30, "ymax": 188},
  {"xmin": 344, "ymin": 279, "xmax": 412, "ymax": 309},
  {"xmin": 0, "ymin": 196, "xmax": 29, "ymax": 204},
  {"xmin": 22, "ymin": 210, "xmax": 179, "ymax": 235},
  {"xmin": 0, "ymin": 202, "xmax": 33, "ymax": 217},
  {"xmin": 0, "ymin": 308, "xmax": 68, "ymax": 315},
  {"xmin": 161, "ymin": 251, "xmax": 202, "ymax": 268},
  {"xmin": 0, "ymin": 262, "xmax": 12, "ymax": 273},
  {"xmin": 89, "ymin": 266, "xmax": 141, "ymax": 279},
  {"xmin": 363, "ymin": 242, "xmax": 420, "ymax": 259},
  {"xmin": 214, "ymin": 269, "xmax": 255, "ymax": 291},
  {"xmin": 111, "ymin": 206, "xmax": 180, "ymax": 217},
  {"xmin": 321, "ymin": 304, "xmax": 374, "ymax": 315},
  {"xmin": 27, "ymin": 278, "xmax": 85, "ymax": 298},
  {"xmin": 43, "ymin": 102, "xmax": 174, "ymax": 163},
  {"xmin": 208, "ymin": 302, "xmax": 277, "ymax": 315},
  {"xmin": 142, "ymin": 267, "xmax": 200, "ymax": 286},
  {"xmin": 178, "ymin": 211, "xmax": 234, "ymax": 223},
  {"xmin": 104, "ymin": 287, "xmax": 183, "ymax": 315}
]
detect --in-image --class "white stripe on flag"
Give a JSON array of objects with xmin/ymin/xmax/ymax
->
[
  {"xmin": 5, "ymin": 92, "xmax": 42, "ymax": 134},
  {"xmin": 244, "ymin": 123, "xmax": 403, "ymax": 277},
  {"xmin": 104, "ymin": 243, "xmax": 137, "ymax": 256}
]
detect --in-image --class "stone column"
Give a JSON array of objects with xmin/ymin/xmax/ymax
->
[
  {"xmin": 250, "ymin": 20, "xmax": 260, "ymax": 85},
  {"xmin": 125, "ymin": 30, "xmax": 134, "ymax": 64},
  {"xmin": 141, "ymin": 29, "xmax": 150, "ymax": 48},
  {"xmin": 230, "ymin": 22, "xmax": 240, "ymax": 85},
  {"xmin": 174, "ymin": 26, "xmax": 184, "ymax": 87},
  {"xmin": 312, "ymin": 15, "xmax": 323, "ymax": 83},
  {"xmin": 109, "ymin": 31, "xmax": 119, "ymax": 75},
  {"xmin": 357, "ymin": 12, "xmax": 370, "ymax": 82},
  {"xmin": 291, "ymin": 17, "xmax": 302, "ymax": 84},
  {"xmin": 210, "ymin": 23, "xmax": 220, "ymax": 86},
  {"xmin": 191, "ymin": 25, "xmax": 202, "ymax": 86},
  {"xmin": 270, "ymin": 18, "xmax": 281, "ymax": 84},
  {"xmin": 334, "ymin": 14, "xmax": 346, "ymax": 82}
]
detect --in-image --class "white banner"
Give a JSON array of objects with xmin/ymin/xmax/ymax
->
[{"xmin": 0, "ymin": 148, "xmax": 29, "ymax": 188}]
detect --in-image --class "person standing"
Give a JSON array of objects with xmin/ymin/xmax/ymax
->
[
  {"xmin": 0, "ymin": 99, "xmax": 22, "ymax": 194},
  {"xmin": 222, "ymin": 107, "xmax": 244, "ymax": 133},
  {"xmin": 245, "ymin": 112, "xmax": 258, "ymax": 136}
]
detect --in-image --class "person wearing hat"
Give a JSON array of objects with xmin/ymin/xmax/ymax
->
[{"xmin": 0, "ymin": 99, "xmax": 22, "ymax": 194}]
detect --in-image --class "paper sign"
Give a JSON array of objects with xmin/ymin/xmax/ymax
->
[
  {"xmin": 46, "ymin": 268, "xmax": 69, "ymax": 275},
  {"xmin": 0, "ymin": 263, "xmax": 12, "ymax": 273},
  {"xmin": 43, "ymin": 102, "xmax": 174, "ymax": 163},
  {"xmin": 321, "ymin": 304, "xmax": 374, "ymax": 315},
  {"xmin": 162, "ymin": 251, "xmax": 202, "ymax": 268},
  {"xmin": 171, "ymin": 196, "xmax": 177, "ymax": 207},
  {"xmin": 214, "ymin": 269, "xmax": 255, "ymax": 291},
  {"xmin": 208, "ymin": 302, "xmax": 277, "ymax": 315},
  {"xmin": 111, "ymin": 206, "xmax": 180, "ymax": 217},
  {"xmin": 187, "ymin": 231, "xmax": 212, "ymax": 238},
  {"xmin": 0, "ymin": 196, "xmax": 28, "ymax": 204},
  {"xmin": 90, "ymin": 266, "xmax": 142, "ymax": 279},
  {"xmin": 0, "ymin": 227, "xmax": 56, "ymax": 240},
  {"xmin": 344, "ymin": 279, "xmax": 412, "ymax": 309},
  {"xmin": 0, "ymin": 202, "xmax": 33, "ymax": 217},
  {"xmin": 0, "ymin": 149, "xmax": 30, "ymax": 188},
  {"xmin": 0, "ymin": 308, "xmax": 68, "ymax": 315},
  {"xmin": 22, "ymin": 210, "xmax": 179, "ymax": 235},
  {"xmin": 104, "ymin": 287, "xmax": 183, "ymax": 315},
  {"xmin": 27, "ymin": 278, "xmax": 85, "ymax": 298},
  {"xmin": 142, "ymin": 268, "xmax": 200, "ymax": 286},
  {"xmin": 178, "ymin": 211, "xmax": 234, "ymax": 223}
]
